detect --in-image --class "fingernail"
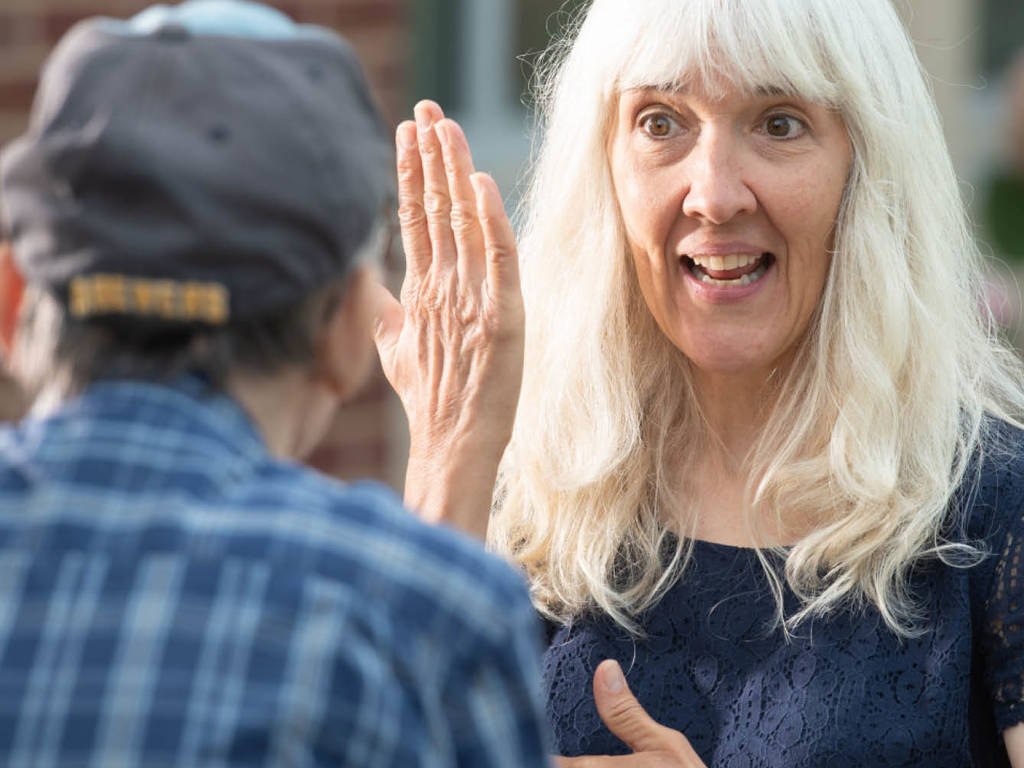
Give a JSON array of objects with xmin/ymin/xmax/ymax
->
[
  {"xmin": 602, "ymin": 661, "xmax": 625, "ymax": 693},
  {"xmin": 397, "ymin": 122, "xmax": 416, "ymax": 149}
]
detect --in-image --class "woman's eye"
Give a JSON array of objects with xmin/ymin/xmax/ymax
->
[
  {"xmin": 640, "ymin": 113, "xmax": 676, "ymax": 138},
  {"xmin": 763, "ymin": 114, "xmax": 806, "ymax": 139}
]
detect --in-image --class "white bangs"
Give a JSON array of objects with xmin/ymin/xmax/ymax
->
[{"xmin": 585, "ymin": 0, "xmax": 845, "ymax": 106}]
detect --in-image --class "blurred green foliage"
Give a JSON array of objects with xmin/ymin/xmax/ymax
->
[{"xmin": 984, "ymin": 172, "xmax": 1024, "ymax": 261}]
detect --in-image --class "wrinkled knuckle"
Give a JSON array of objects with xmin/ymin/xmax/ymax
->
[
  {"xmin": 396, "ymin": 160, "xmax": 420, "ymax": 182},
  {"xmin": 422, "ymin": 296, "xmax": 445, "ymax": 315},
  {"xmin": 485, "ymin": 244, "xmax": 512, "ymax": 262},
  {"xmin": 477, "ymin": 209, "xmax": 496, "ymax": 229},
  {"xmin": 443, "ymin": 154, "xmax": 461, "ymax": 177},
  {"xmin": 417, "ymin": 136, "xmax": 440, "ymax": 156},
  {"xmin": 607, "ymin": 697, "xmax": 644, "ymax": 723},
  {"xmin": 415, "ymin": 287, "xmax": 444, "ymax": 315},
  {"xmin": 422, "ymin": 191, "xmax": 451, "ymax": 218},
  {"xmin": 397, "ymin": 201, "xmax": 426, "ymax": 228},
  {"xmin": 449, "ymin": 204, "xmax": 478, "ymax": 234},
  {"xmin": 458, "ymin": 304, "xmax": 482, "ymax": 327}
]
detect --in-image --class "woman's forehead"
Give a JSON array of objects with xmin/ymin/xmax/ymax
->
[{"xmin": 612, "ymin": 82, "xmax": 824, "ymax": 113}]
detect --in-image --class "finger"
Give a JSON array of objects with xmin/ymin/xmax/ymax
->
[
  {"xmin": 592, "ymin": 660, "xmax": 696, "ymax": 757},
  {"xmin": 395, "ymin": 121, "xmax": 431, "ymax": 286},
  {"xmin": 436, "ymin": 119, "xmax": 486, "ymax": 291},
  {"xmin": 470, "ymin": 173, "xmax": 521, "ymax": 310},
  {"xmin": 414, "ymin": 100, "xmax": 457, "ymax": 272}
]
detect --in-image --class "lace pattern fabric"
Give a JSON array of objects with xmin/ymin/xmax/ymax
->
[
  {"xmin": 982, "ymin": 448, "xmax": 1024, "ymax": 739},
  {"xmin": 544, "ymin": 431, "xmax": 1024, "ymax": 766}
]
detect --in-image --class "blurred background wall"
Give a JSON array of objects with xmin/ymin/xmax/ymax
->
[{"xmin": 1, "ymin": 0, "xmax": 1022, "ymax": 489}]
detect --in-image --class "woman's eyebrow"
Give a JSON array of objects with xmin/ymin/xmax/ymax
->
[{"xmin": 622, "ymin": 83, "xmax": 683, "ymax": 96}]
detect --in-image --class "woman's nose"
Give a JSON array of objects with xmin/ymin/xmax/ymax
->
[{"xmin": 680, "ymin": 132, "xmax": 757, "ymax": 225}]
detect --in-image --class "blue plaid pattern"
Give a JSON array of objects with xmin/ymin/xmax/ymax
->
[{"xmin": 0, "ymin": 379, "xmax": 551, "ymax": 767}]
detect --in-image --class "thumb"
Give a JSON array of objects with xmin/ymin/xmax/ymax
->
[
  {"xmin": 592, "ymin": 659, "xmax": 671, "ymax": 754},
  {"xmin": 370, "ymin": 280, "xmax": 403, "ymax": 359}
]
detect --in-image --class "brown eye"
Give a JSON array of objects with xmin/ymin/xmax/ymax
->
[
  {"xmin": 641, "ymin": 114, "xmax": 675, "ymax": 138},
  {"xmin": 764, "ymin": 114, "xmax": 805, "ymax": 139}
]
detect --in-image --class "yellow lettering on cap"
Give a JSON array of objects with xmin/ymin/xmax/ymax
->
[
  {"xmin": 65, "ymin": 275, "xmax": 231, "ymax": 324},
  {"xmin": 94, "ymin": 275, "xmax": 126, "ymax": 314},
  {"xmin": 182, "ymin": 282, "xmax": 229, "ymax": 325},
  {"xmin": 69, "ymin": 277, "xmax": 95, "ymax": 317},
  {"xmin": 130, "ymin": 280, "xmax": 155, "ymax": 315},
  {"xmin": 154, "ymin": 280, "xmax": 177, "ymax": 319}
]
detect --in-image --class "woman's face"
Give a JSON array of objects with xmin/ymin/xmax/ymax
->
[{"xmin": 609, "ymin": 83, "xmax": 852, "ymax": 382}]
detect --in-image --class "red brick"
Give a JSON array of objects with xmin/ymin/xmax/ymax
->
[
  {"xmin": 334, "ymin": 2, "xmax": 406, "ymax": 29},
  {"xmin": 269, "ymin": 2, "xmax": 302, "ymax": 22},
  {"xmin": 0, "ymin": 80, "xmax": 38, "ymax": 112},
  {"xmin": 0, "ymin": 13, "xmax": 17, "ymax": 47},
  {"xmin": 43, "ymin": 11, "xmax": 94, "ymax": 43},
  {"xmin": 370, "ymin": 62, "xmax": 407, "ymax": 92}
]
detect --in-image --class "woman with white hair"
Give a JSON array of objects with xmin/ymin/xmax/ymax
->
[{"xmin": 374, "ymin": 0, "xmax": 1024, "ymax": 763}]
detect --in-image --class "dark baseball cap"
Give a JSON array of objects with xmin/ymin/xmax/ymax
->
[{"xmin": 0, "ymin": 0, "xmax": 394, "ymax": 325}]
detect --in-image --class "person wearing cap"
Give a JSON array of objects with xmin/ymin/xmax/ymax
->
[{"xmin": 0, "ymin": 1, "xmax": 550, "ymax": 766}]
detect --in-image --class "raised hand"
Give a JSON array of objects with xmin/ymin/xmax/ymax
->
[
  {"xmin": 373, "ymin": 100, "xmax": 524, "ymax": 540},
  {"xmin": 555, "ymin": 660, "xmax": 709, "ymax": 768}
]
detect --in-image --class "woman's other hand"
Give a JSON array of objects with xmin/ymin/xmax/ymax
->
[
  {"xmin": 555, "ymin": 660, "xmax": 709, "ymax": 768},
  {"xmin": 1004, "ymin": 722, "xmax": 1024, "ymax": 767},
  {"xmin": 373, "ymin": 100, "xmax": 524, "ymax": 540}
]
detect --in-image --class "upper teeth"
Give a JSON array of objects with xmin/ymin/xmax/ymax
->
[{"xmin": 689, "ymin": 253, "xmax": 761, "ymax": 271}]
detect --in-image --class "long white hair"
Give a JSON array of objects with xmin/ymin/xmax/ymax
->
[{"xmin": 491, "ymin": 0, "xmax": 1024, "ymax": 635}]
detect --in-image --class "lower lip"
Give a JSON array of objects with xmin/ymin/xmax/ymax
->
[{"xmin": 681, "ymin": 259, "xmax": 774, "ymax": 304}]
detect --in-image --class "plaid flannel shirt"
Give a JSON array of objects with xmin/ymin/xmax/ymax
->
[{"xmin": 0, "ymin": 378, "xmax": 551, "ymax": 767}]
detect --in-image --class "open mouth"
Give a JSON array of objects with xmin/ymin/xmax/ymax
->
[{"xmin": 683, "ymin": 252, "xmax": 775, "ymax": 287}]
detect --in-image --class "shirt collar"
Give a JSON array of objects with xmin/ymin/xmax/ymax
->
[{"xmin": 64, "ymin": 375, "xmax": 268, "ymax": 469}]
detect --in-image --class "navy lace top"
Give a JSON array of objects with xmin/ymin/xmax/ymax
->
[{"xmin": 543, "ymin": 430, "xmax": 1024, "ymax": 766}]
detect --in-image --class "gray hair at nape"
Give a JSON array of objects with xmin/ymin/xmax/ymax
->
[{"xmin": 492, "ymin": 0, "xmax": 1024, "ymax": 637}]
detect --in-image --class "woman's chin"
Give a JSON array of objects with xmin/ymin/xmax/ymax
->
[{"xmin": 676, "ymin": 335, "xmax": 792, "ymax": 383}]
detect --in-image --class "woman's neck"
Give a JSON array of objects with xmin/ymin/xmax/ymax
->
[
  {"xmin": 684, "ymin": 366, "xmax": 792, "ymax": 547},
  {"xmin": 691, "ymin": 367, "xmax": 775, "ymax": 461}
]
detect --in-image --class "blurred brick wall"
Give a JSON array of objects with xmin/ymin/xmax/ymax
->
[{"xmin": 0, "ymin": 0, "xmax": 411, "ymax": 489}]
